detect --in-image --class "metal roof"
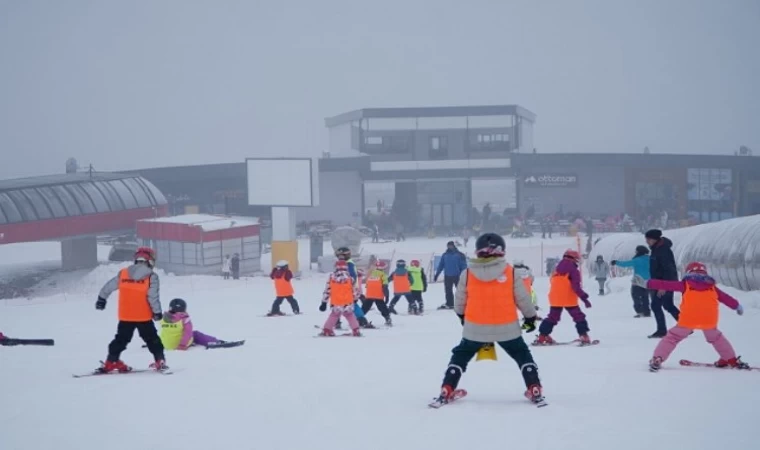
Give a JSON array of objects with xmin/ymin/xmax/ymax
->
[
  {"xmin": 0, "ymin": 172, "xmax": 167, "ymax": 225},
  {"xmin": 325, "ymin": 105, "xmax": 537, "ymax": 128}
]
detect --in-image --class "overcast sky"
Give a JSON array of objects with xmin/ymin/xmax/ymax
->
[{"xmin": 0, "ymin": 0, "xmax": 758, "ymax": 179}]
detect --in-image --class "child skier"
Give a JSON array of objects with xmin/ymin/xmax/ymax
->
[
  {"xmin": 591, "ymin": 255, "xmax": 610, "ymax": 295},
  {"xmin": 334, "ymin": 247, "xmax": 375, "ymax": 329},
  {"xmin": 611, "ymin": 245, "xmax": 651, "ymax": 318},
  {"xmin": 430, "ymin": 233, "xmax": 545, "ymax": 407},
  {"xmin": 634, "ymin": 262, "xmax": 749, "ymax": 371},
  {"xmin": 534, "ymin": 250, "xmax": 593, "ymax": 345},
  {"xmin": 160, "ymin": 298, "xmax": 230, "ymax": 350},
  {"xmin": 95, "ymin": 247, "xmax": 168, "ymax": 372},
  {"xmin": 514, "ymin": 261, "xmax": 540, "ymax": 319},
  {"xmin": 408, "ymin": 259, "xmax": 428, "ymax": 314},
  {"xmin": 388, "ymin": 259, "xmax": 416, "ymax": 315},
  {"xmin": 318, "ymin": 260, "xmax": 361, "ymax": 337},
  {"xmin": 363, "ymin": 260, "xmax": 393, "ymax": 326},
  {"xmin": 267, "ymin": 260, "xmax": 300, "ymax": 316}
]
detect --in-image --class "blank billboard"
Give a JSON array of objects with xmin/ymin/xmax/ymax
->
[{"xmin": 246, "ymin": 158, "xmax": 314, "ymax": 207}]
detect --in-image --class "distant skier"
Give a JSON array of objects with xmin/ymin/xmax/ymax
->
[
  {"xmin": 362, "ymin": 260, "xmax": 393, "ymax": 326},
  {"xmin": 408, "ymin": 259, "xmax": 428, "ymax": 314},
  {"xmin": 231, "ymin": 253, "xmax": 240, "ymax": 279},
  {"xmin": 611, "ymin": 245, "xmax": 651, "ymax": 318},
  {"xmin": 645, "ymin": 229, "xmax": 680, "ymax": 338},
  {"xmin": 318, "ymin": 260, "xmax": 361, "ymax": 337},
  {"xmin": 591, "ymin": 255, "xmax": 610, "ymax": 295},
  {"xmin": 267, "ymin": 260, "xmax": 300, "ymax": 316},
  {"xmin": 636, "ymin": 262, "xmax": 749, "ymax": 371},
  {"xmin": 95, "ymin": 247, "xmax": 167, "ymax": 373},
  {"xmin": 514, "ymin": 261, "xmax": 540, "ymax": 319},
  {"xmin": 334, "ymin": 247, "xmax": 375, "ymax": 329},
  {"xmin": 222, "ymin": 254, "xmax": 231, "ymax": 280},
  {"xmin": 388, "ymin": 259, "xmax": 416, "ymax": 315},
  {"xmin": 429, "ymin": 233, "xmax": 545, "ymax": 407},
  {"xmin": 160, "ymin": 298, "xmax": 232, "ymax": 350},
  {"xmin": 534, "ymin": 250, "xmax": 593, "ymax": 346},
  {"xmin": 434, "ymin": 241, "xmax": 468, "ymax": 310}
]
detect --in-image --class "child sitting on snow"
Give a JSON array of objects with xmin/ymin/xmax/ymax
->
[{"xmin": 160, "ymin": 299, "xmax": 229, "ymax": 350}]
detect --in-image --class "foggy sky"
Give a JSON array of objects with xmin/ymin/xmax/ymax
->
[{"xmin": 1, "ymin": 0, "xmax": 758, "ymax": 179}]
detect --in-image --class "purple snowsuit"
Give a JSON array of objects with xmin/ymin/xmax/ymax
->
[{"xmin": 162, "ymin": 311, "xmax": 219, "ymax": 350}]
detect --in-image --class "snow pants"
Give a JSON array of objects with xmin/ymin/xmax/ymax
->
[
  {"xmin": 108, "ymin": 320, "xmax": 164, "ymax": 362},
  {"xmin": 362, "ymin": 297, "xmax": 391, "ymax": 319},
  {"xmin": 443, "ymin": 275, "xmax": 460, "ymax": 308},
  {"xmin": 442, "ymin": 337, "xmax": 541, "ymax": 390},
  {"xmin": 631, "ymin": 286, "xmax": 650, "ymax": 315},
  {"xmin": 271, "ymin": 296, "xmax": 300, "ymax": 314},
  {"xmin": 596, "ymin": 278, "xmax": 606, "ymax": 293},
  {"xmin": 323, "ymin": 305, "xmax": 360, "ymax": 332},
  {"xmin": 653, "ymin": 326, "xmax": 736, "ymax": 362},
  {"xmin": 651, "ymin": 291, "xmax": 680, "ymax": 334},
  {"xmin": 192, "ymin": 330, "xmax": 219, "ymax": 347},
  {"xmin": 538, "ymin": 306, "xmax": 589, "ymax": 336},
  {"xmin": 410, "ymin": 290, "xmax": 424, "ymax": 312},
  {"xmin": 389, "ymin": 293, "xmax": 415, "ymax": 312}
]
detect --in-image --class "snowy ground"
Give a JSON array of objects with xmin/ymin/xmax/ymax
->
[{"xmin": 2, "ymin": 237, "xmax": 759, "ymax": 450}]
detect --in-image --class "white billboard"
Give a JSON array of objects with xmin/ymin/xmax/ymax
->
[{"xmin": 246, "ymin": 158, "xmax": 315, "ymax": 207}]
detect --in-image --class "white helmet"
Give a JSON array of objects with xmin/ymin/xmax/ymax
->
[{"xmin": 276, "ymin": 260, "xmax": 289, "ymax": 268}]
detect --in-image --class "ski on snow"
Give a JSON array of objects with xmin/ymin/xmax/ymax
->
[
  {"xmin": 679, "ymin": 359, "xmax": 759, "ymax": 371},
  {"xmin": 427, "ymin": 389, "xmax": 547, "ymax": 409},
  {"xmin": 0, "ymin": 338, "xmax": 55, "ymax": 347},
  {"xmin": 532, "ymin": 339, "xmax": 600, "ymax": 347},
  {"xmin": 205, "ymin": 340, "xmax": 245, "ymax": 349},
  {"xmin": 73, "ymin": 361, "xmax": 174, "ymax": 378}
]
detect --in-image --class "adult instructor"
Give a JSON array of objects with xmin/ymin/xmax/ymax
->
[
  {"xmin": 434, "ymin": 241, "xmax": 468, "ymax": 310},
  {"xmin": 645, "ymin": 229, "xmax": 680, "ymax": 338}
]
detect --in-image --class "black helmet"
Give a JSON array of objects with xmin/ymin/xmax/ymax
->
[
  {"xmin": 475, "ymin": 233, "xmax": 506, "ymax": 257},
  {"xmin": 635, "ymin": 245, "xmax": 650, "ymax": 256},
  {"xmin": 396, "ymin": 259, "xmax": 406, "ymax": 266},
  {"xmin": 335, "ymin": 247, "xmax": 351, "ymax": 260},
  {"xmin": 169, "ymin": 298, "xmax": 187, "ymax": 313}
]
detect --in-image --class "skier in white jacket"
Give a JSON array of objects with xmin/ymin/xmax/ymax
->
[{"xmin": 222, "ymin": 255, "xmax": 231, "ymax": 280}]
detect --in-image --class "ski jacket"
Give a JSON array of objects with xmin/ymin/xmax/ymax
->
[
  {"xmin": 455, "ymin": 257, "xmax": 535, "ymax": 343},
  {"xmin": 548, "ymin": 258, "xmax": 588, "ymax": 306},
  {"xmin": 615, "ymin": 255, "xmax": 650, "ymax": 283},
  {"xmin": 365, "ymin": 269, "xmax": 389, "ymax": 300},
  {"xmin": 649, "ymin": 237, "xmax": 678, "ymax": 281},
  {"xmin": 99, "ymin": 264, "xmax": 161, "ymax": 322},
  {"xmin": 322, "ymin": 271, "xmax": 356, "ymax": 306},
  {"xmin": 160, "ymin": 311, "xmax": 194, "ymax": 350},
  {"xmin": 222, "ymin": 258, "xmax": 231, "ymax": 273},
  {"xmin": 591, "ymin": 261, "xmax": 610, "ymax": 280},
  {"xmin": 435, "ymin": 249, "xmax": 468, "ymax": 278},
  {"xmin": 647, "ymin": 274, "xmax": 739, "ymax": 330},
  {"xmin": 271, "ymin": 268, "xmax": 294, "ymax": 296},
  {"xmin": 389, "ymin": 268, "xmax": 414, "ymax": 294},
  {"xmin": 408, "ymin": 266, "xmax": 428, "ymax": 291}
]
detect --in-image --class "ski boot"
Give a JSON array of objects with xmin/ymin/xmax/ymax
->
[
  {"xmin": 598, "ymin": 289, "xmax": 604, "ymax": 296},
  {"xmin": 431, "ymin": 385, "xmax": 455, "ymax": 406},
  {"xmin": 389, "ymin": 304, "xmax": 398, "ymax": 315},
  {"xmin": 715, "ymin": 356, "xmax": 750, "ymax": 369},
  {"xmin": 384, "ymin": 317, "xmax": 393, "ymax": 327},
  {"xmin": 437, "ymin": 304, "xmax": 453, "ymax": 310},
  {"xmin": 533, "ymin": 334, "xmax": 555, "ymax": 346},
  {"xmin": 418, "ymin": 302, "xmax": 424, "ymax": 314},
  {"xmin": 266, "ymin": 311, "xmax": 285, "ymax": 317},
  {"xmin": 648, "ymin": 331, "xmax": 666, "ymax": 339},
  {"xmin": 149, "ymin": 360, "xmax": 170, "ymax": 372},
  {"xmin": 361, "ymin": 321, "xmax": 377, "ymax": 329},
  {"xmin": 98, "ymin": 359, "xmax": 132, "ymax": 374},
  {"xmin": 318, "ymin": 328, "xmax": 335, "ymax": 337},
  {"xmin": 351, "ymin": 328, "xmax": 362, "ymax": 337},
  {"xmin": 524, "ymin": 384, "xmax": 547, "ymax": 407},
  {"xmin": 649, "ymin": 356, "xmax": 663, "ymax": 372},
  {"xmin": 578, "ymin": 334, "xmax": 592, "ymax": 346}
]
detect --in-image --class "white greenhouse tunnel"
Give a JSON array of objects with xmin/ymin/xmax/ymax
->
[{"xmin": 588, "ymin": 215, "xmax": 760, "ymax": 291}]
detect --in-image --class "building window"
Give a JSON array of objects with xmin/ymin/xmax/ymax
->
[
  {"xmin": 471, "ymin": 133, "xmax": 510, "ymax": 151},
  {"xmin": 429, "ymin": 136, "xmax": 449, "ymax": 159},
  {"xmin": 365, "ymin": 136, "xmax": 383, "ymax": 145},
  {"xmin": 362, "ymin": 134, "xmax": 410, "ymax": 153}
]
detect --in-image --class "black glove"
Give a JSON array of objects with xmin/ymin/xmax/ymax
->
[
  {"xmin": 319, "ymin": 302, "xmax": 327, "ymax": 312},
  {"xmin": 152, "ymin": 312, "xmax": 162, "ymax": 321},
  {"xmin": 521, "ymin": 316, "xmax": 537, "ymax": 333},
  {"xmin": 610, "ymin": 260, "xmax": 617, "ymax": 266},
  {"xmin": 95, "ymin": 297, "xmax": 106, "ymax": 310},
  {"xmin": 457, "ymin": 314, "xmax": 465, "ymax": 326}
]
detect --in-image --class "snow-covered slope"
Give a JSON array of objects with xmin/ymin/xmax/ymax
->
[{"xmin": 1, "ymin": 237, "xmax": 759, "ymax": 450}]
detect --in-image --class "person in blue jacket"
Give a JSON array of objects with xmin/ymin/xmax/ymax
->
[
  {"xmin": 434, "ymin": 241, "xmax": 468, "ymax": 310},
  {"xmin": 611, "ymin": 245, "xmax": 651, "ymax": 318}
]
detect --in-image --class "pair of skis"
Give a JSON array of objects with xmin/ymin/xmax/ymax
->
[
  {"xmin": 428, "ymin": 389, "xmax": 548, "ymax": 409},
  {"xmin": 0, "ymin": 337, "xmax": 55, "ymax": 347},
  {"xmin": 73, "ymin": 361, "xmax": 174, "ymax": 378},
  {"xmin": 678, "ymin": 359, "xmax": 759, "ymax": 371},
  {"xmin": 531, "ymin": 338, "xmax": 600, "ymax": 347}
]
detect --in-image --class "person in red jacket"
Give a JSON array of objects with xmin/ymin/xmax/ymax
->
[
  {"xmin": 634, "ymin": 262, "xmax": 749, "ymax": 372},
  {"xmin": 267, "ymin": 260, "xmax": 300, "ymax": 316}
]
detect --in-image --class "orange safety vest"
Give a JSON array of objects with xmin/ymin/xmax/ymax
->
[
  {"xmin": 329, "ymin": 279, "xmax": 355, "ymax": 306},
  {"xmin": 393, "ymin": 273, "xmax": 411, "ymax": 294},
  {"xmin": 117, "ymin": 268, "xmax": 153, "ymax": 322},
  {"xmin": 365, "ymin": 273, "xmax": 386, "ymax": 300},
  {"xmin": 464, "ymin": 265, "xmax": 518, "ymax": 325},
  {"xmin": 274, "ymin": 276, "xmax": 294, "ymax": 297},
  {"xmin": 548, "ymin": 273, "xmax": 578, "ymax": 307},
  {"xmin": 678, "ymin": 283, "xmax": 719, "ymax": 330}
]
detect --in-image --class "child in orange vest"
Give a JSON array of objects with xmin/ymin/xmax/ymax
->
[
  {"xmin": 388, "ymin": 259, "xmax": 416, "ymax": 315},
  {"xmin": 318, "ymin": 260, "xmax": 361, "ymax": 337},
  {"xmin": 534, "ymin": 250, "xmax": 593, "ymax": 345},
  {"xmin": 362, "ymin": 260, "xmax": 393, "ymax": 326},
  {"xmin": 267, "ymin": 260, "xmax": 300, "ymax": 316},
  {"xmin": 635, "ymin": 262, "xmax": 749, "ymax": 372}
]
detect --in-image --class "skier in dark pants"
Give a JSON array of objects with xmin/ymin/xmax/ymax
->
[
  {"xmin": 430, "ymin": 233, "xmax": 545, "ymax": 407},
  {"xmin": 645, "ymin": 229, "xmax": 680, "ymax": 338},
  {"xmin": 95, "ymin": 247, "xmax": 167, "ymax": 373},
  {"xmin": 434, "ymin": 241, "xmax": 468, "ymax": 310}
]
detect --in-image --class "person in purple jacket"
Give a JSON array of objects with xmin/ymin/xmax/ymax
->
[{"xmin": 159, "ymin": 299, "xmax": 224, "ymax": 350}]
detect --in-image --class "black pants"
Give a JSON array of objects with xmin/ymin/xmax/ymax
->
[
  {"xmin": 443, "ymin": 275, "xmax": 460, "ymax": 307},
  {"xmin": 223, "ymin": 272, "xmax": 230, "ymax": 280},
  {"xmin": 389, "ymin": 293, "xmax": 415, "ymax": 311},
  {"xmin": 631, "ymin": 286, "xmax": 650, "ymax": 315},
  {"xmin": 410, "ymin": 290, "xmax": 424, "ymax": 311},
  {"xmin": 108, "ymin": 320, "xmax": 164, "ymax": 362},
  {"xmin": 651, "ymin": 290, "xmax": 680, "ymax": 333},
  {"xmin": 442, "ymin": 337, "xmax": 541, "ymax": 390},
  {"xmin": 362, "ymin": 298, "xmax": 391, "ymax": 318},
  {"xmin": 271, "ymin": 296, "xmax": 300, "ymax": 314}
]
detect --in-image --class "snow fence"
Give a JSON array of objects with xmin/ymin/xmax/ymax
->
[{"xmin": 588, "ymin": 215, "xmax": 760, "ymax": 291}]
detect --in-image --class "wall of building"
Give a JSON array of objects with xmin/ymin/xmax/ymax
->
[
  {"xmin": 296, "ymin": 170, "xmax": 363, "ymax": 225},
  {"xmin": 518, "ymin": 165, "xmax": 625, "ymax": 216}
]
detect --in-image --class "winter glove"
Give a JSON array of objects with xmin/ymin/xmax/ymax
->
[
  {"xmin": 631, "ymin": 275, "xmax": 648, "ymax": 288},
  {"xmin": 152, "ymin": 312, "xmax": 162, "ymax": 321},
  {"xmin": 582, "ymin": 298, "xmax": 592, "ymax": 308},
  {"xmin": 457, "ymin": 314, "xmax": 465, "ymax": 326},
  {"xmin": 319, "ymin": 302, "xmax": 327, "ymax": 312},
  {"xmin": 95, "ymin": 297, "xmax": 106, "ymax": 310},
  {"xmin": 737, "ymin": 304, "xmax": 744, "ymax": 316},
  {"xmin": 610, "ymin": 260, "xmax": 617, "ymax": 266},
  {"xmin": 521, "ymin": 316, "xmax": 537, "ymax": 333}
]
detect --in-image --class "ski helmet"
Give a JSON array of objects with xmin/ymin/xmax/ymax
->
[
  {"xmin": 563, "ymin": 249, "xmax": 581, "ymax": 262},
  {"xmin": 475, "ymin": 233, "xmax": 506, "ymax": 258},
  {"xmin": 375, "ymin": 260, "xmax": 388, "ymax": 270},
  {"xmin": 396, "ymin": 259, "xmax": 406, "ymax": 267},
  {"xmin": 410, "ymin": 259, "xmax": 421, "ymax": 267},
  {"xmin": 335, "ymin": 247, "xmax": 351, "ymax": 260},
  {"xmin": 135, "ymin": 247, "xmax": 156, "ymax": 268},
  {"xmin": 685, "ymin": 262, "xmax": 707, "ymax": 275},
  {"xmin": 596, "ymin": 255, "xmax": 604, "ymax": 261},
  {"xmin": 169, "ymin": 298, "xmax": 187, "ymax": 313},
  {"xmin": 276, "ymin": 260, "xmax": 288, "ymax": 268}
]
